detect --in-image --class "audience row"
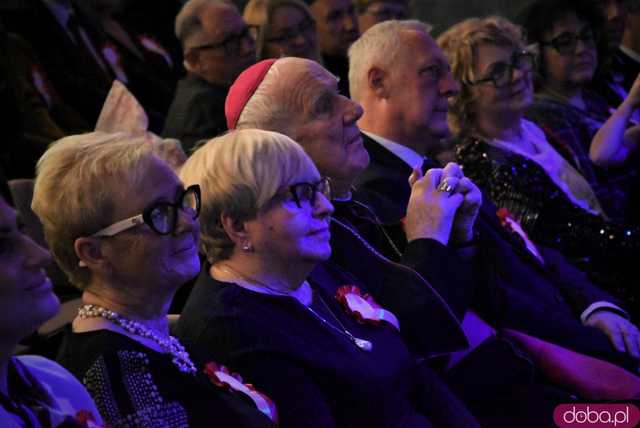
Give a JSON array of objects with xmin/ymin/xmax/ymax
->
[{"xmin": 3, "ymin": 0, "xmax": 640, "ymax": 427}]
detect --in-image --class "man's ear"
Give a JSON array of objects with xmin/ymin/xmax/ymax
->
[
  {"xmin": 74, "ymin": 237, "xmax": 106, "ymax": 270},
  {"xmin": 368, "ymin": 66, "xmax": 390, "ymax": 99}
]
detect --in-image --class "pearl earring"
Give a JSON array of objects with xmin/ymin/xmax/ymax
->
[{"xmin": 242, "ymin": 242, "xmax": 252, "ymax": 252}]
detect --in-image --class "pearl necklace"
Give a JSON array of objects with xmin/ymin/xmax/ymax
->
[
  {"xmin": 78, "ymin": 304, "xmax": 197, "ymax": 374},
  {"xmin": 217, "ymin": 264, "xmax": 373, "ymax": 352}
]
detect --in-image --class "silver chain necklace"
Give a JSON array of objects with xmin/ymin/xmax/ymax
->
[
  {"xmin": 217, "ymin": 264, "xmax": 373, "ymax": 352},
  {"xmin": 77, "ymin": 304, "xmax": 197, "ymax": 374},
  {"xmin": 305, "ymin": 294, "xmax": 373, "ymax": 351}
]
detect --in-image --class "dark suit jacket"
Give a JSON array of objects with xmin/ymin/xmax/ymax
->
[
  {"xmin": 354, "ymin": 133, "xmax": 634, "ymax": 369},
  {"xmin": 3, "ymin": 0, "xmax": 113, "ymax": 126},
  {"xmin": 162, "ymin": 73, "xmax": 229, "ymax": 152}
]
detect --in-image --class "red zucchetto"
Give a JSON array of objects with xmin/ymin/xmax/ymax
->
[{"xmin": 225, "ymin": 59, "xmax": 277, "ymax": 130}]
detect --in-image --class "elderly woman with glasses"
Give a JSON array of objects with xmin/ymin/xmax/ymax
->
[
  {"xmin": 518, "ymin": 0, "xmax": 640, "ymax": 223},
  {"xmin": 438, "ymin": 16, "xmax": 640, "ymax": 316},
  {"xmin": 243, "ymin": 0, "xmax": 320, "ymax": 61},
  {"xmin": 31, "ymin": 132, "xmax": 277, "ymax": 428},
  {"xmin": 175, "ymin": 129, "xmax": 481, "ymax": 428}
]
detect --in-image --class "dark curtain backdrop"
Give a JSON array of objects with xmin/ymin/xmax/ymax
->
[{"xmin": 232, "ymin": 0, "xmax": 531, "ymax": 35}]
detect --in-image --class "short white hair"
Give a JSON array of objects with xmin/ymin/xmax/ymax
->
[
  {"xmin": 32, "ymin": 132, "xmax": 173, "ymax": 289},
  {"xmin": 348, "ymin": 19, "xmax": 432, "ymax": 100},
  {"xmin": 179, "ymin": 129, "xmax": 318, "ymax": 263},
  {"xmin": 235, "ymin": 57, "xmax": 301, "ymax": 134}
]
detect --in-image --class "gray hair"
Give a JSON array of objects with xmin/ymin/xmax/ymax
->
[
  {"xmin": 348, "ymin": 19, "xmax": 432, "ymax": 100},
  {"xmin": 175, "ymin": 0, "xmax": 235, "ymax": 50},
  {"xmin": 178, "ymin": 129, "xmax": 318, "ymax": 263},
  {"xmin": 32, "ymin": 132, "xmax": 168, "ymax": 289},
  {"xmin": 235, "ymin": 57, "xmax": 300, "ymax": 133}
]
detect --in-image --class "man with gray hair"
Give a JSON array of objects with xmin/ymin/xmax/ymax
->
[
  {"xmin": 348, "ymin": 19, "xmax": 640, "ymax": 368},
  {"xmin": 163, "ymin": 0, "xmax": 256, "ymax": 151}
]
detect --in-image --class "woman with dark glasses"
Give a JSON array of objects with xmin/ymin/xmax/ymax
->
[
  {"xmin": 31, "ymin": 132, "xmax": 277, "ymax": 428},
  {"xmin": 176, "ymin": 129, "xmax": 480, "ymax": 428},
  {"xmin": 519, "ymin": 0, "xmax": 640, "ymax": 222},
  {"xmin": 439, "ymin": 16, "xmax": 640, "ymax": 314}
]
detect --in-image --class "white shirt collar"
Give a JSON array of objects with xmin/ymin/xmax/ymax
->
[
  {"xmin": 620, "ymin": 45, "xmax": 640, "ymax": 64},
  {"xmin": 362, "ymin": 131, "xmax": 425, "ymax": 170}
]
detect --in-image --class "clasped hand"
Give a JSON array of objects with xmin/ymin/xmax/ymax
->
[{"xmin": 405, "ymin": 162, "xmax": 482, "ymax": 245}]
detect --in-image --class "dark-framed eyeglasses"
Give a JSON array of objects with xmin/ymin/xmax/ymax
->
[
  {"xmin": 192, "ymin": 26, "xmax": 253, "ymax": 56},
  {"xmin": 90, "ymin": 185, "xmax": 201, "ymax": 237},
  {"xmin": 289, "ymin": 177, "xmax": 332, "ymax": 209},
  {"xmin": 265, "ymin": 18, "xmax": 316, "ymax": 44},
  {"xmin": 471, "ymin": 50, "xmax": 535, "ymax": 88},
  {"xmin": 540, "ymin": 28, "xmax": 595, "ymax": 55}
]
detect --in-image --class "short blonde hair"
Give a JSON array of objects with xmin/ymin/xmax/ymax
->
[
  {"xmin": 179, "ymin": 129, "xmax": 318, "ymax": 263},
  {"xmin": 32, "ymin": 132, "xmax": 170, "ymax": 289},
  {"xmin": 243, "ymin": 0, "xmax": 317, "ymax": 60},
  {"xmin": 437, "ymin": 16, "xmax": 527, "ymax": 134}
]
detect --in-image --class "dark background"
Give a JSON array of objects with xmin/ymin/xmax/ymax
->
[{"xmin": 232, "ymin": 0, "xmax": 532, "ymax": 35}]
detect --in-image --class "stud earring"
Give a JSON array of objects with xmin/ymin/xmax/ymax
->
[{"xmin": 242, "ymin": 242, "xmax": 253, "ymax": 252}]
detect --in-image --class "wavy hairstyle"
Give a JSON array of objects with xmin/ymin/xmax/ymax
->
[{"xmin": 437, "ymin": 16, "xmax": 527, "ymax": 134}]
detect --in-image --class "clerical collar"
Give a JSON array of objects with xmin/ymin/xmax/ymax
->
[{"xmin": 362, "ymin": 131, "xmax": 425, "ymax": 170}]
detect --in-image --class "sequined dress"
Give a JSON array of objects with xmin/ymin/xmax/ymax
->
[{"xmin": 455, "ymin": 135, "xmax": 640, "ymax": 307}]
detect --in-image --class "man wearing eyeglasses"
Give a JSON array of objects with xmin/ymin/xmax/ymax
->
[
  {"xmin": 355, "ymin": 0, "xmax": 410, "ymax": 33},
  {"xmin": 163, "ymin": 0, "xmax": 256, "ymax": 152}
]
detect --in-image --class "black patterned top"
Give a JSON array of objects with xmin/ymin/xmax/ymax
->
[
  {"xmin": 454, "ymin": 134, "xmax": 640, "ymax": 306},
  {"xmin": 56, "ymin": 328, "xmax": 276, "ymax": 428}
]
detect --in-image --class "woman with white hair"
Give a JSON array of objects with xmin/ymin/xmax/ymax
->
[
  {"xmin": 31, "ymin": 131, "xmax": 277, "ymax": 427},
  {"xmin": 175, "ymin": 128, "xmax": 480, "ymax": 428}
]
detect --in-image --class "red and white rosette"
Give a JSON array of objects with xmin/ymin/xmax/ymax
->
[
  {"xmin": 75, "ymin": 410, "xmax": 104, "ymax": 428},
  {"xmin": 203, "ymin": 362, "xmax": 278, "ymax": 424},
  {"xmin": 335, "ymin": 285, "xmax": 400, "ymax": 331}
]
